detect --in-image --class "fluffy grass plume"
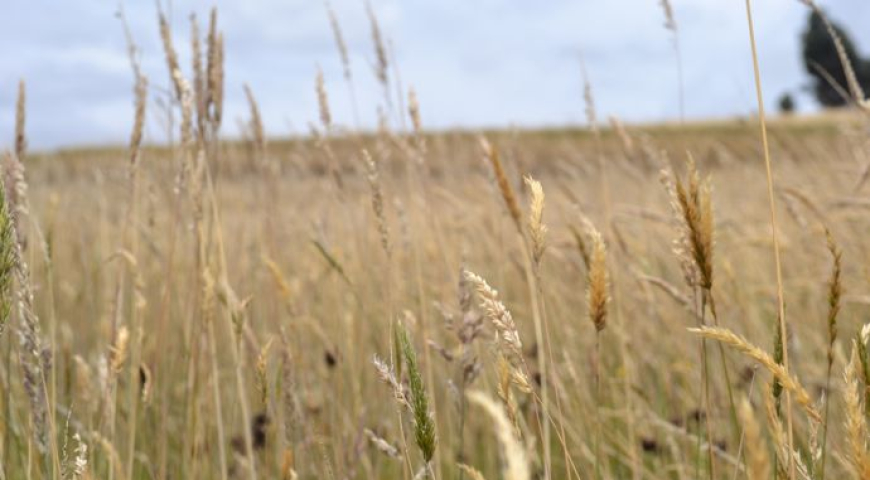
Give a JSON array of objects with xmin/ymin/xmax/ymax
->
[
  {"xmin": 662, "ymin": 156, "xmax": 714, "ymax": 290},
  {"xmin": 465, "ymin": 271, "xmax": 523, "ymax": 360}
]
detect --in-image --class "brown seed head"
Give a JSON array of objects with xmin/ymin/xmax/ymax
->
[
  {"xmin": 480, "ymin": 138, "xmax": 522, "ymax": 233},
  {"xmin": 586, "ymin": 225, "xmax": 608, "ymax": 332}
]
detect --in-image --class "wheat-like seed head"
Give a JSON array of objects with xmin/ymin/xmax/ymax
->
[
  {"xmin": 364, "ymin": 428, "xmax": 401, "ymax": 458},
  {"xmin": 177, "ymin": 78, "xmax": 195, "ymax": 160},
  {"xmin": 569, "ymin": 224, "xmax": 591, "ymax": 271},
  {"xmin": 465, "ymin": 271, "xmax": 523, "ymax": 357},
  {"xmin": 4, "ymin": 152, "xmax": 34, "ymax": 325},
  {"xmin": 690, "ymin": 326, "xmax": 821, "ymax": 422},
  {"xmin": 244, "ymin": 84, "xmax": 265, "ymax": 161},
  {"xmin": 324, "ymin": 0, "xmax": 351, "ymax": 81},
  {"xmin": 659, "ymin": 0, "xmax": 678, "ymax": 32},
  {"xmin": 4, "ymin": 154, "xmax": 29, "ymax": 256},
  {"xmin": 372, "ymin": 354, "xmax": 408, "ymax": 409},
  {"xmin": 130, "ymin": 74, "xmax": 148, "ymax": 168},
  {"xmin": 2, "ymin": 158, "xmax": 48, "ymax": 451},
  {"xmin": 467, "ymin": 391, "xmax": 530, "ymax": 480},
  {"xmin": 466, "ymin": 270, "xmax": 531, "ymax": 410},
  {"xmin": 524, "ymin": 176, "xmax": 547, "ymax": 264},
  {"xmin": 0, "ymin": 177, "xmax": 15, "ymax": 338},
  {"xmin": 587, "ymin": 225, "xmax": 608, "ymax": 332},
  {"xmin": 315, "ymin": 66, "xmax": 332, "ymax": 131},
  {"xmin": 209, "ymin": 32, "xmax": 225, "ymax": 128},
  {"xmin": 206, "ymin": 9, "xmax": 218, "ymax": 91},
  {"xmin": 206, "ymin": 9, "xmax": 224, "ymax": 127},
  {"xmin": 826, "ymin": 229, "xmax": 842, "ymax": 371},
  {"xmin": 662, "ymin": 156, "xmax": 714, "ymax": 290},
  {"xmin": 480, "ymin": 138, "xmax": 522, "ymax": 233},
  {"xmin": 582, "ymin": 66, "xmax": 598, "ymax": 134},
  {"xmin": 408, "ymin": 88, "xmax": 422, "ymax": 136},
  {"xmin": 158, "ymin": 13, "xmax": 183, "ymax": 101},
  {"xmin": 408, "ymin": 87, "xmax": 426, "ymax": 158},
  {"xmin": 660, "ymin": 167, "xmax": 696, "ymax": 287},
  {"xmin": 256, "ymin": 338, "xmax": 274, "ymax": 407},
  {"xmin": 365, "ymin": 0, "xmax": 389, "ymax": 88},
  {"xmin": 844, "ymin": 342, "xmax": 870, "ymax": 477},
  {"xmin": 362, "ymin": 149, "xmax": 391, "ymax": 256},
  {"xmin": 190, "ymin": 13, "xmax": 206, "ymax": 139}
]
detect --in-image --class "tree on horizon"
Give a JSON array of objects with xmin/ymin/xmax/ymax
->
[{"xmin": 801, "ymin": 9, "xmax": 870, "ymax": 107}]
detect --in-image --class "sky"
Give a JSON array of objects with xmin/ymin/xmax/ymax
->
[{"xmin": 0, "ymin": 0, "xmax": 868, "ymax": 149}]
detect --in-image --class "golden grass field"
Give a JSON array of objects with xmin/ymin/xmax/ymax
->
[{"xmin": 3, "ymin": 3, "xmax": 870, "ymax": 480}]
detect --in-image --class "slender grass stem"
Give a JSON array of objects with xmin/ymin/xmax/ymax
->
[{"xmin": 744, "ymin": 2, "xmax": 795, "ymax": 478}]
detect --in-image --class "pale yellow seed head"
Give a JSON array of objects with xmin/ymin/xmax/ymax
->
[
  {"xmin": 467, "ymin": 391, "xmax": 530, "ymax": 480},
  {"xmin": 524, "ymin": 176, "xmax": 547, "ymax": 264},
  {"xmin": 315, "ymin": 66, "xmax": 332, "ymax": 131}
]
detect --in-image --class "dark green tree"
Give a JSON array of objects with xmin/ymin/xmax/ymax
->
[
  {"xmin": 801, "ymin": 10, "xmax": 870, "ymax": 107},
  {"xmin": 779, "ymin": 93, "xmax": 796, "ymax": 114}
]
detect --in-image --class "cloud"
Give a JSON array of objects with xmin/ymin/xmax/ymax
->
[{"xmin": 0, "ymin": 0, "xmax": 867, "ymax": 149}]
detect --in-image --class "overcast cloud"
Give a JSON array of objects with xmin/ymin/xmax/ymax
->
[{"xmin": 0, "ymin": 0, "xmax": 867, "ymax": 149}]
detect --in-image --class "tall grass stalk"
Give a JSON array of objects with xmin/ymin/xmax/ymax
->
[
  {"xmin": 586, "ymin": 225, "xmax": 607, "ymax": 480},
  {"xmin": 744, "ymin": 1, "xmax": 796, "ymax": 478}
]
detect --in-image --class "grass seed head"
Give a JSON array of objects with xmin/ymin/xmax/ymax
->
[
  {"xmin": 398, "ymin": 323, "xmax": 437, "ymax": 463},
  {"xmin": 586, "ymin": 225, "xmax": 609, "ymax": 332},
  {"xmin": 524, "ymin": 176, "xmax": 547, "ymax": 264}
]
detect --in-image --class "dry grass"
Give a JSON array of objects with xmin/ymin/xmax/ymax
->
[{"xmin": 2, "ymin": 4, "xmax": 870, "ymax": 480}]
